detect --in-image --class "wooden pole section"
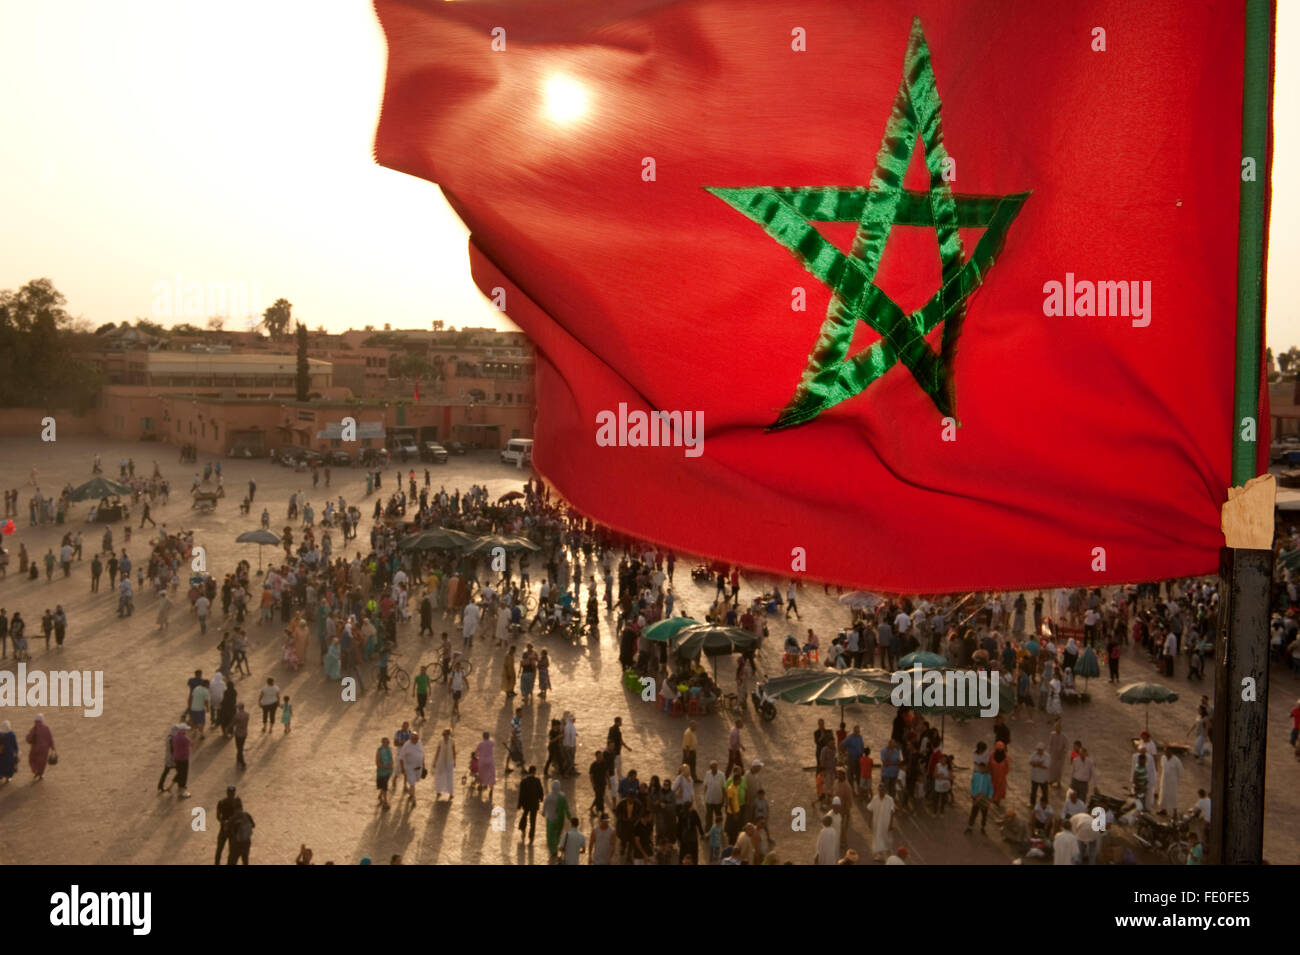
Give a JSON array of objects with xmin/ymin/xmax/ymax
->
[
  {"xmin": 1211, "ymin": 0, "xmax": 1274, "ymax": 865},
  {"xmin": 1209, "ymin": 545, "xmax": 1271, "ymax": 864}
]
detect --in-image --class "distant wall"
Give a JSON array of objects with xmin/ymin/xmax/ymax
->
[{"xmin": 0, "ymin": 408, "xmax": 100, "ymax": 437}]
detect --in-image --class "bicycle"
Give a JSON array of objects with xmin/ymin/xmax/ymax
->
[
  {"xmin": 523, "ymin": 593, "xmax": 538, "ymax": 613},
  {"xmin": 442, "ymin": 657, "xmax": 474, "ymax": 678},
  {"xmin": 375, "ymin": 651, "xmax": 412, "ymax": 691}
]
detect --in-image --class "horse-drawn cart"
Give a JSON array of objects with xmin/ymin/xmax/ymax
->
[{"xmin": 191, "ymin": 486, "xmax": 225, "ymax": 512}]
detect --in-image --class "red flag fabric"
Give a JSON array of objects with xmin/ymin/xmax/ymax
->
[{"xmin": 374, "ymin": 0, "xmax": 1270, "ymax": 591}]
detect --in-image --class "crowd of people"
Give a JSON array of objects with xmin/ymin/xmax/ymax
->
[{"xmin": 6, "ymin": 447, "xmax": 1300, "ymax": 866}]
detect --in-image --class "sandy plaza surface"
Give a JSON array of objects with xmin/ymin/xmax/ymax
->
[{"xmin": 0, "ymin": 436, "xmax": 1296, "ymax": 865}]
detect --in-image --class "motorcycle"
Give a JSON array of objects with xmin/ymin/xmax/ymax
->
[
  {"xmin": 1132, "ymin": 810, "xmax": 1192, "ymax": 864},
  {"xmin": 751, "ymin": 685, "xmax": 778, "ymax": 722}
]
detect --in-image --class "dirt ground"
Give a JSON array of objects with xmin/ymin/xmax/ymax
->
[{"xmin": 0, "ymin": 436, "xmax": 1295, "ymax": 865}]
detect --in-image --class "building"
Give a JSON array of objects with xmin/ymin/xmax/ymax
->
[{"xmin": 86, "ymin": 326, "xmax": 535, "ymax": 453}]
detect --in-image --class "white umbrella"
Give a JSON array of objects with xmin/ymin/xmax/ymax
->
[{"xmin": 839, "ymin": 590, "xmax": 884, "ymax": 610}]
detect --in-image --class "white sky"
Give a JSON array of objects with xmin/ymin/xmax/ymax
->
[{"xmin": 0, "ymin": 0, "xmax": 1295, "ymax": 349}]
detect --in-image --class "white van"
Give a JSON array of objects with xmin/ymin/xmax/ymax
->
[
  {"xmin": 393, "ymin": 436, "xmax": 419, "ymax": 460},
  {"xmin": 500, "ymin": 438, "xmax": 534, "ymax": 467}
]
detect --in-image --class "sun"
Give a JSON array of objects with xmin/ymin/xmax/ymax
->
[{"xmin": 541, "ymin": 74, "xmax": 590, "ymax": 124}]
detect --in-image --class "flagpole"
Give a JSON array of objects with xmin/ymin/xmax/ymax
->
[{"xmin": 1210, "ymin": 0, "xmax": 1274, "ymax": 866}]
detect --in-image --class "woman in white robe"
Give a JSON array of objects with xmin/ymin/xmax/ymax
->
[
  {"xmin": 1158, "ymin": 751, "xmax": 1183, "ymax": 815},
  {"xmin": 433, "ymin": 728, "xmax": 456, "ymax": 800}
]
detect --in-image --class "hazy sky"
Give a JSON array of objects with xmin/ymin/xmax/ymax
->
[{"xmin": 1, "ymin": 0, "xmax": 1295, "ymax": 348}]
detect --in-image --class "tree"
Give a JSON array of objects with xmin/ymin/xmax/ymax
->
[
  {"xmin": 1277, "ymin": 346, "xmax": 1300, "ymax": 377},
  {"xmin": 207, "ymin": 316, "xmax": 226, "ymax": 332},
  {"xmin": 0, "ymin": 278, "xmax": 104, "ymax": 412},
  {"xmin": 295, "ymin": 322, "xmax": 309, "ymax": 402},
  {"xmin": 391, "ymin": 352, "xmax": 434, "ymax": 380},
  {"xmin": 262, "ymin": 298, "xmax": 293, "ymax": 340}
]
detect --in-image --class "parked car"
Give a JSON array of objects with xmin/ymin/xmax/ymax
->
[
  {"xmin": 326, "ymin": 450, "xmax": 352, "ymax": 466},
  {"xmin": 301, "ymin": 450, "xmax": 324, "ymax": 468},
  {"xmin": 278, "ymin": 447, "xmax": 302, "ymax": 466},
  {"xmin": 359, "ymin": 447, "xmax": 388, "ymax": 467},
  {"xmin": 420, "ymin": 441, "xmax": 449, "ymax": 463},
  {"xmin": 500, "ymin": 438, "xmax": 534, "ymax": 467},
  {"xmin": 393, "ymin": 436, "xmax": 419, "ymax": 461},
  {"xmin": 446, "ymin": 441, "xmax": 467, "ymax": 456}
]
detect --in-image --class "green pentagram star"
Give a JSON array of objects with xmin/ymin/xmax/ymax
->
[{"xmin": 707, "ymin": 17, "xmax": 1029, "ymax": 430}]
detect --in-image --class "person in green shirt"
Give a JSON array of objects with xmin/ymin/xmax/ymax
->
[
  {"xmin": 376, "ymin": 738, "xmax": 394, "ymax": 810},
  {"xmin": 1185, "ymin": 834, "xmax": 1203, "ymax": 865},
  {"xmin": 414, "ymin": 666, "xmax": 431, "ymax": 719}
]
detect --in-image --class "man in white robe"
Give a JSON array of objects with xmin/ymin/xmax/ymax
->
[
  {"xmin": 1158, "ymin": 749, "xmax": 1183, "ymax": 815},
  {"xmin": 399, "ymin": 732, "xmax": 425, "ymax": 805},
  {"xmin": 866, "ymin": 783, "xmax": 896, "ymax": 861},
  {"xmin": 814, "ymin": 815, "xmax": 839, "ymax": 865}
]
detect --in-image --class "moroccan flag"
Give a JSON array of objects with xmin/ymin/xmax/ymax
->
[{"xmin": 374, "ymin": 0, "xmax": 1271, "ymax": 591}]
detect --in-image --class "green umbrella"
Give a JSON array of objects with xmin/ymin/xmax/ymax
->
[
  {"xmin": 1074, "ymin": 646, "xmax": 1101, "ymax": 692},
  {"xmin": 899, "ymin": 651, "xmax": 947, "ymax": 669},
  {"xmin": 398, "ymin": 527, "xmax": 476, "ymax": 551},
  {"xmin": 68, "ymin": 476, "xmax": 133, "ymax": 502},
  {"xmin": 235, "ymin": 529, "xmax": 281, "ymax": 573},
  {"xmin": 671, "ymin": 625, "xmax": 759, "ymax": 659},
  {"xmin": 1117, "ymin": 681, "xmax": 1179, "ymax": 731},
  {"xmin": 759, "ymin": 667, "xmax": 894, "ymax": 722},
  {"xmin": 671, "ymin": 625, "xmax": 759, "ymax": 678},
  {"xmin": 893, "ymin": 664, "xmax": 1014, "ymax": 745},
  {"xmin": 643, "ymin": 616, "xmax": 700, "ymax": 643},
  {"xmin": 463, "ymin": 534, "xmax": 541, "ymax": 555}
]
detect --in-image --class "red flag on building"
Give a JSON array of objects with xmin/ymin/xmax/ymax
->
[{"xmin": 374, "ymin": 0, "xmax": 1271, "ymax": 591}]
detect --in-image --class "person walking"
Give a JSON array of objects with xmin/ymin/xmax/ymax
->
[
  {"xmin": 542, "ymin": 780, "xmax": 570, "ymax": 862},
  {"xmin": 258, "ymin": 678, "xmax": 281, "ymax": 733},
  {"xmin": 170, "ymin": 724, "xmax": 193, "ymax": 799},
  {"xmin": 414, "ymin": 665, "xmax": 431, "ymax": 720},
  {"xmin": 226, "ymin": 807, "xmax": 255, "ymax": 865},
  {"xmin": 218, "ymin": 683, "xmax": 238, "ymax": 739},
  {"xmin": 233, "ymin": 703, "xmax": 250, "ymax": 768},
  {"xmin": 965, "ymin": 742, "xmax": 993, "ymax": 834},
  {"xmin": 588, "ymin": 749, "xmax": 610, "ymax": 816},
  {"xmin": 376, "ymin": 737, "xmax": 394, "ymax": 810},
  {"xmin": 0, "ymin": 720, "xmax": 17, "ymax": 784},
  {"xmin": 214, "ymin": 786, "xmax": 242, "ymax": 864},
  {"xmin": 1029, "ymin": 743, "xmax": 1050, "ymax": 807},
  {"xmin": 1069, "ymin": 745, "xmax": 1096, "ymax": 802},
  {"xmin": 501, "ymin": 646, "xmax": 517, "ymax": 701},
  {"xmin": 52, "ymin": 606, "xmax": 66, "ymax": 648},
  {"xmin": 474, "ymin": 731, "xmax": 497, "ymax": 799},
  {"xmin": 157, "ymin": 723, "xmax": 179, "ymax": 792},
  {"xmin": 195, "ymin": 593, "xmax": 210, "ymax": 635},
  {"xmin": 517, "ymin": 765, "xmax": 544, "ymax": 843},
  {"xmin": 399, "ymin": 731, "xmax": 426, "ymax": 807},
  {"xmin": 25, "ymin": 714, "xmax": 55, "ymax": 781},
  {"xmin": 682, "ymin": 720, "xmax": 700, "ymax": 782},
  {"xmin": 433, "ymin": 729, "xmax": 456, "ymax": 801},
  {"xmin": 702, "ymin": 760, "xmax": 726, "ymax": 827},
  {"xmin": 188, "ymin": 681, "xmax": 210, "ymax": 740}
]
